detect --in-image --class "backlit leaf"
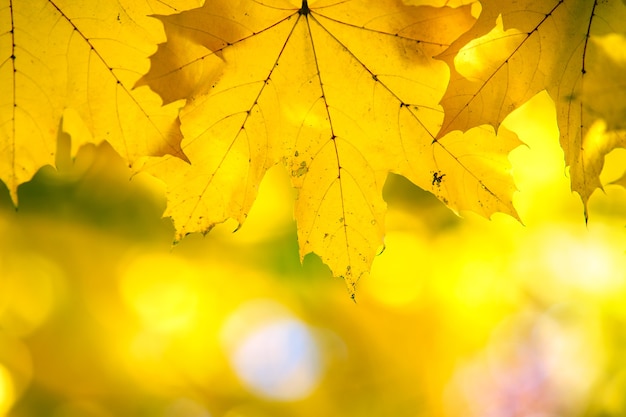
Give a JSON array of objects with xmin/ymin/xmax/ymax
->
[
  {"xmin": 0, "ymin": 0, "xmax": 191, "ymax": 203},
  {"xmin": 438, "ymin": 0, "xmax": 626, "ymax": 216},
  {"xmin": 138, "ymin": 0, "xmax": 523, "ymax": 292}
]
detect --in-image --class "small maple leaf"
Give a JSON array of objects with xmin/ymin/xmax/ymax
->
[
  {"xmin": 438, "ymin": 0, "xmax": 626, "ymax": 218},
  {"xmin": 135, "ymin": 0, "xmax": 522, "ymax": 294},
  {"xmin": 0, "ymin": 0, "xmax": 188, "ymax": 204}
]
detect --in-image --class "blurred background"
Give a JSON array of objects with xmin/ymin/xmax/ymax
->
[{"xmin": 1, "ymin": 91, "xmax": 626, "ymax": 417}]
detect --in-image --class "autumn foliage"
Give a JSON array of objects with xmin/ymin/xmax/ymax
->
[{"xmin": 2, "ymin": 0, "xmax": 626, "ymax": 293}]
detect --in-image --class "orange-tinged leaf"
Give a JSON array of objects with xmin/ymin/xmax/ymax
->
[
  {"xmin": 438, "ymin": 0, "xmax": 626, "ymax": 215},
  {"xmin": 574, "ymin": 122, "xmax": 626, "ymax": 206},
  {"xmin": 404, "ymin": 0, "xmax": 475, "ymax": 6},
  {"xmin": 0, "ymin": 0, "xmax": 193, "ymax": 203},
  {"xmin": 583, "ymin": 34, "xmax": 626, "ymax": 133},
  {"xmin": 552, "ymin": 2, "xmax": 626, "ymax": 214},
  {"xmin": 139, "ymin": 0, "xmax": 526, "ymax": 292}
]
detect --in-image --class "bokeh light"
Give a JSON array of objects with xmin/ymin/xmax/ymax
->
[
  {"xmin": 0, "ymin": 332, "xmax": 32, "ymax": 417},
  {"xmin": 0, "ymin": 254, "xmax": 65, "ymax": 337},
  {"xmin": 221, "ymin": 300, "xmax": 323, "ymax": 400},
  {"xmin": 120, "ymin": 254, "xmax": 201, "ymax": 333},
  {"xmin": 531, "ymin": 226, "xmax": 625, "ymax": 295},
  {"xmin": 0, "ymin": 364, "xmax": 16, "ymax": 417},
  {"xmin": 1, "ymin": 82, "xmax": 625, "ymax": 416},
  {"xmin": 446, "ymin": 307, "xmax": 606, "ymax": 417}
]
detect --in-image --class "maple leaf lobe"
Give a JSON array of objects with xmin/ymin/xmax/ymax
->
[{"xmin": 137, "ymin": 0, "xmax": 521, "ymax": 293}]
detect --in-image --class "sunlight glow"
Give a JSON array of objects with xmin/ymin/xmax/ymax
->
[
  {"xmin": 120, "ymin": 255, "xmax": 200, "ymax": 332},
  {"xmin": 0, "ymin": 254, "xmax": 64, "ymax": 337},
  {"xmin": 454, "ymin": 16, "xmax": 525, "ymax": 82},
  {"xmin": 221, "ymin": 300, "xmax": 322, "ymax": 400},
  {"xmin": 543, "ymin": 228, "xmax": 623, "ymax": 293},
  {"xmin": 0, "ymin": 365, "xmax": 15, "ymax": 417},
  {"xmin": 366, "ymin": 232, "xmax": 425, "ymax": 306},
  {"xmin": 446, "ymin": 310, "xmax": 604, "ymax": 417}
]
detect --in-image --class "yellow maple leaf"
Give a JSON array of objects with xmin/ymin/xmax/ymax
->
[
  {"xmin": 438, "ymin": 0, "xmax": 626, "ymax": 218},
  {"xmin": 0, "ymin": 0, "xmax": 191, "ymax": 203},
  {"xmin": 138, "ymin": 0, "xmax": 521, "ymax": 294}
]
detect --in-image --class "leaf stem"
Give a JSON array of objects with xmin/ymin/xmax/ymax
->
[{"xmin": 300, "ymin": 0, "xmax": 310, "ymax": 15}]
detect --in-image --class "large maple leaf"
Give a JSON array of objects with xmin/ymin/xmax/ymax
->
[
  {"xmin": 438, "ymin": 0, "xmax": 626, "ymax": 217},
  {"xmin": 0, "ymin": 0, "xmax": 191, "ymax": 203},
  {"xmin": 138, "ymin": 0, "xmax": 521, "ymax": 294}
]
